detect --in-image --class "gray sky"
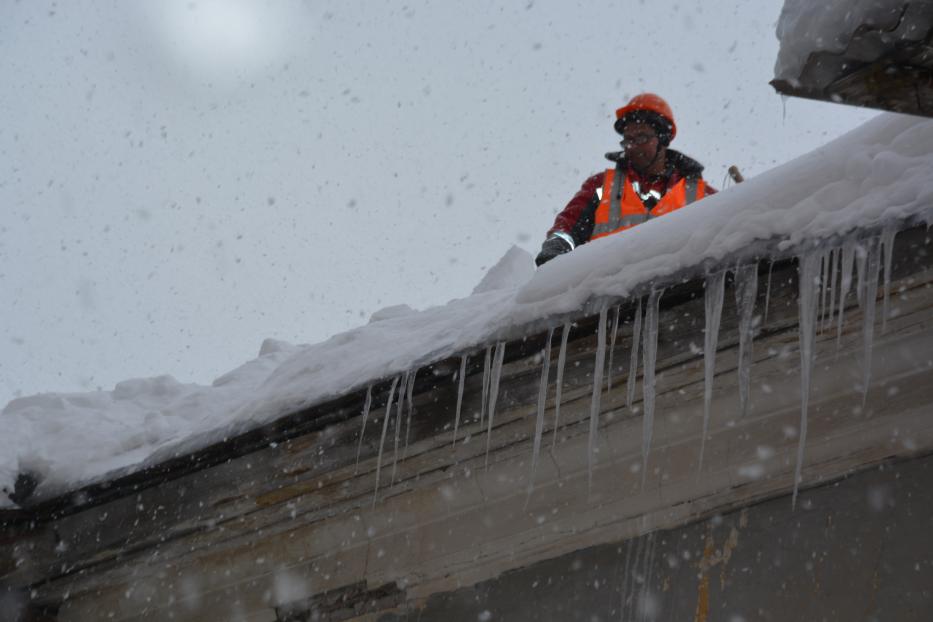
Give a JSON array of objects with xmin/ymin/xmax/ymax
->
[{"xmin": 0, "ymin": 0, "xmax": 876, "ymax": 405}]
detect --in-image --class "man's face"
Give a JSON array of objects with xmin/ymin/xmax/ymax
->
[{"xmin": 621, "ymin": 121, "xmax": 661, "ymax": 172}]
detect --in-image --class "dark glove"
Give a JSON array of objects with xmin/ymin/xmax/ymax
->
[{"xmin": 535, "ymin": 235, "xmax": 573, "ymax": 266}]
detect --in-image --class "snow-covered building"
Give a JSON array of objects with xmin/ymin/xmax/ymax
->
[
  {"xmin": 772, "ymin": 0, "xmax": 933, "ymax": 117},
  {"xmin": 4, "ymin": 113, "xmax": 933, "ymax": 620}
]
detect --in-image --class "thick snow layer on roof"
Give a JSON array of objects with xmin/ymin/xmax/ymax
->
[
  {"xmin": 3, "ymin": 113, "xmax": 933, "ymax": 506},
  {"xmin": 774, "ymin": 0, "xmax": 931, "ymax": 81}
]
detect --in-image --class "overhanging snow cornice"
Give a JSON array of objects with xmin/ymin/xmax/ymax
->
[{"xmin": 773, "ymin": 1, "xmax": 933, "ymax": 117}]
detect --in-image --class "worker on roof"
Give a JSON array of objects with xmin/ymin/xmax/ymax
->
[{"xmin": 535, "ymin": 93, "xmax": 716, "ymax": 266}]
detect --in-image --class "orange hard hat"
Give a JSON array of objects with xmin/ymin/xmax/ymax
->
[{"xmin": 614, "ymin": 93, "xmax": 677, "ymax": 142}]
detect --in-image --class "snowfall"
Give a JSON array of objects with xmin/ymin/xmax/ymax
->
[{"xmin": 3, "ymin": 111, "xmax": 933, "ymax": 509}]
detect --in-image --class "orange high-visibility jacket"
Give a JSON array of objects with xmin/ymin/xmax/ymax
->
[{"xmin": 591, "ymin": 169, "xmax": 706, "ymax": 240}]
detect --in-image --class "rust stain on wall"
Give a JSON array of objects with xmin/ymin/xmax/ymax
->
[
  {"xmin": 719, "ymin": 526, "xmax": 740, "ymax": 590},
  {"xmin": 694, "ymin": 528, "xmax": 715, "ymax": 622},
  {"xmin": 694, "ymin": 519, "xmax": 743, "ymax": 621}
]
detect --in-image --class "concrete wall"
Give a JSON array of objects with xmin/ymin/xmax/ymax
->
[{"xmin": 381, "ymin": 452, "xmax": 933, "ymax": 621}]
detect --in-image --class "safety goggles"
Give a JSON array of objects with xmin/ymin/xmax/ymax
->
[{"xmin": 621, "ymin": 134, "xmax": 658, "ymax": 146}]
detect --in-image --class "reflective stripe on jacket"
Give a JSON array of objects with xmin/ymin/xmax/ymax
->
[{"xmin": 591, "ymin": 167, "xmax": 706, "ymax": 240}]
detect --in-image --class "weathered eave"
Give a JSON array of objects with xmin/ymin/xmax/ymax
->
[
  {"xmin": 4, "ymin": 223, "xmax": 933, "ymax": 621},
  {"xmin": 772, "ymin": 6, "xmax": 933, "ymax": 117}
]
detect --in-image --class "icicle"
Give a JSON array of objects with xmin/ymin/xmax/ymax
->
[
  {"xmin": 641, "ymin": 289, "xmax": 663, "ymax": 485},
  {"xmin": 622, "ymin": 530, "xmax": 646, "ymax": 620},
  {"xmin": 836, "ymin": 241, "xmax": 857, "ymax": 349},
  {"xmin": 391, "ymin": 371, "xmax": 409, "ymax": 484},
  {"xmin": 640, "ymin": 532, "xmax": 658, "ymax": 621},
  {"xmin": 588, "ymin": 308, "xmax": 609, "ymax": 492},
  {"xmin": 527, "ymin": 327, "xmax": 554, "ymax": 501},
  {"xmin": 626, "ymin": 297, "xmax": 643, "ymax": 410},
  {"xmin": 402, "ymin": 369, "xmax": 417, "ymax": 456},
  {"xmin": 551, "ymin": 322, "xmax": 571, "ymax": 449},
  {"xmin": 354, "ymin": 385, "xmax": 374, "ymax": 474},
  {"xmin": 372, "ymin": 376, "xmax": 400, "ymax": 507},
  {"xmin": 855, "ymin": 241, "xmax": 868, "ymax": 307},
  {"xmin": 826, "ymin": 248, "xmax": 838, "ymax": 334},
  {"xmin": 763, "ymin": 261, "xmax": 774, "ymax": 326},
  {"xmin": 881, "ymin": 227, "xmax": 897, "ymax": 334},
  {"xmin": 793, "ymin": 251, "xmax": 821, "ymax": 509},
  {"xmin": 859, "ymin": 238, "xmax": 882, "ymax": 405},
  {"xmin": 484, "ymin": 341, "xmax": 506, "ymax": 470},
  {"xmin": 479, "ymin": 346, "xmax": 492, "ymax": 425},
  {"xmin": 818, "ymin": 252, "xmax": 829, "ymax": 333},
  {"xmin": 451, "ymin": 354, "xmax": 467, "ymax": 450},
  {"xmin": 698, "ymin": 271, "xmax": 725, "ymax": 476},
  {"xmin": 735, "ymin": 263, "xmax": 758, "ymax": 418},
  {"xmin": 607, "ymin": 306, "xmax": 621, "ymax": 393}
]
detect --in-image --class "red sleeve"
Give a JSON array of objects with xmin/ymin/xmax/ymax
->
[{"xmin": 547, "ymin": 172, "xmax": 605, "ymax": 236}]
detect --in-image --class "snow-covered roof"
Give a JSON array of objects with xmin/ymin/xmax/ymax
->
[
  {"xmin": 774, "ymin": 0, "xmax": 933, "ymax": 83},
  {"xmin": 4, "ymin": 112, "xmax": 933, "ymax": 508}
]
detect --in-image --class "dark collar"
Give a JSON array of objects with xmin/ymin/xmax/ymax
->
[{"xmin": 604, "ymin": 148, "xmax": 705, "ymax": 179}]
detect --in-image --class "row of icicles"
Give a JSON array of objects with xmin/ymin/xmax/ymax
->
[{"xmin": 354, "ymin": 228, "xmax": 899, "ymax": 509}]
